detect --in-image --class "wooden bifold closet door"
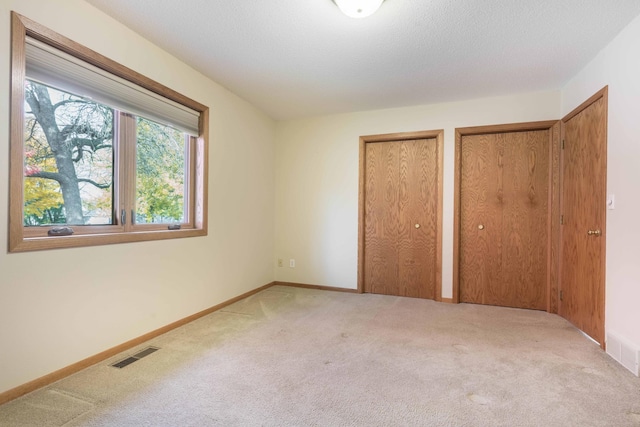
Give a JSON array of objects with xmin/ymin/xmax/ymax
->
[
  {"xmin": 455, "ymin": 123, "xmax": 560, "ymax": 311},
  {"xmin": 359, "ymin": 131, "xmax": 443, "ymax": 300}
]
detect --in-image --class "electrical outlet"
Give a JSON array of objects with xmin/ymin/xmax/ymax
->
[
  {"xmin": 277, "ymin": 258, "xmax": 283, "ymax": 267},
  {"xmin": 289, "ymin": 259, "xmax": 295, "ymax": 268}
]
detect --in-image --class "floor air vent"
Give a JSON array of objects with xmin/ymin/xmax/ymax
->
[
  {"xmin": 111, "ymin": 346, "xmax": 160, "ymax": 369},
  {"xmin": 133, "ymin": 347, "xmax": 160, "ymax": 359}
]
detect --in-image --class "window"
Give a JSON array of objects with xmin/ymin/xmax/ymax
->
[
  {"xmin": 24, "ymin": 81, "xmax": 115, "ymax": 227},
  {"xmin": 10, "ymin": 13, "xmax": 208, "ymax": 252}
]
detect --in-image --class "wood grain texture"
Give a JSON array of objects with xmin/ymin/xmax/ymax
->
[
  {"xmin": 495, "ymin": 131, "xmax": 548, "ymax": 310},
  {"xmin": 549, "ymin": 122, "xmax": 561, "ymax": 314},
  {"xmin": 455, "ymin": 121, "xmax": 559, "ymax": 136},
  {"xmin": 358, "ymin": 137, "xmax": 367, "ymax": 293},
  {"xmin": 360, "ymin": 130, "xmax": 444, "ymax": 143},
  {"xmin": 195, "ymin": 108, "xmax": 209, "ymax": 231},
  {"xmin": 459, "ymin": 133, "xmax": 504, "ymax": 305},
  {"xmin": 364, "ymin": 141, "xmax": 400, "ymax": 295},
  {"xmin": 453, "ymin": 131, "xmax": 462, "ymax": 303},
  {"xmin": 360, "ymin": 130, "xmax": 443, "ymax": 300},
  {"xmin": 560, "ymin": 88, "xmax": 607, "ymax": 347},
  {"xmin": 455, "ymin": 122, "xmax": 557, "ymax": 311},
  {"xmin": 434, "ymin": 132, "xmax": 444, "ymax": 302},
  {"xmin": 398, "ymin": 139, "xmax": 438, "ymax": 299},
  {"xmin": 9, "ymin": 13, "xmax": 27, "ymax": 252}
]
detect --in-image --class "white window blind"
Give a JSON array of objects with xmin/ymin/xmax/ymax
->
[{"xmin": 25, "ymin": 37, "xmax": 200, "ymax": 135}]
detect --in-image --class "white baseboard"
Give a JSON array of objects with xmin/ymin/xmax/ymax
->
[{"xmin": 606, "ymin": 331, "xmax": 640, "ymax": 376}]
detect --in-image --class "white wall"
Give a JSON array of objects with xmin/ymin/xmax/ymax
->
[
  {"xmin": 274, "ymin": 91, "xmax": 561, "ymax": 293},
  {"xmin": 0, "ymin": 0, "xmax": 276, "ymax": 394},
  {"xmin": 562, "ymin": 14, "xmax": 640, "ymax": 349}
]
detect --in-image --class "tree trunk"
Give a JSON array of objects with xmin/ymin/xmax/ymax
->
[{"xmin": 25, "ymin": 85, "xmax": 85, "ymax": 224}]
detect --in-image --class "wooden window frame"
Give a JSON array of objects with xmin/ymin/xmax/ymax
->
[{"xmin": 9, "ymin": 12, "xmax": 209, "ymax": 252}]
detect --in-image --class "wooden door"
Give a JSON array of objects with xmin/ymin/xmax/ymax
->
[
  {"xmin": 360, "ymin": 131, "xmax": 443, "ymax": 300},
  {"xmin": 398, "ymin": 139, "xmax": 439, "ymax": 299},
  {"xmin": 363, "ymin": 140, "xmax": 400, "ymax": 294},
  {"xmin": 560, "ymin": 88, "xmax": 607, "ymax": 347},
  {"xmin": 457, "ymin": 126, "xmax": 552, "ymax": 310}
]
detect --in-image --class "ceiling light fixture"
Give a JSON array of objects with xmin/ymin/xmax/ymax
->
[{"xmin": 333, "ymin": 0, "xmax": 385, "ymax": 19}]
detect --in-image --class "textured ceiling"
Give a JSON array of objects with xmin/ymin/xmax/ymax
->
[{"xmin": 85, "ymin": 0, "xmax": 640, "ymax": 120}]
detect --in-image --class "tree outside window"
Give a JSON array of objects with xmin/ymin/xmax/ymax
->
[{"xmin": 23, "ymin": 80, "xmax": 188, "ymax": 227}]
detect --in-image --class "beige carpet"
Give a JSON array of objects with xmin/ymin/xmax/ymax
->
[{"xmin": 1, "ymin": 285, "xmax": 639, "ymax": 426}]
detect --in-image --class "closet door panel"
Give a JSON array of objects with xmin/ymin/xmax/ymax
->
[
  {"xmin": 398, "ymin": 139, "xmax": 438, "ymax": 299},
  {"xmin": 364, "ymin": 141, "xmax": 400, "ymax": 295}
]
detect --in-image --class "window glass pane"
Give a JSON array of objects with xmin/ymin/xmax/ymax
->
[
  {"xmin": 135, "ymin": 117, "xmax": 187, "ymax": 224},
  {"xmin": 24, "ymin": 80, "xmax": 114, "ymax": 226}
]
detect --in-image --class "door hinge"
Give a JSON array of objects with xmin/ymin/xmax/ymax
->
[
  {"xmin": 562, "ymin": 139, "xmax": 565, "ymax": 149},
  {"xmin": 560, "ymin": 290, "xmax": 564, "ymax": 301},
  {"xmin": 560, "ymin": 215, "xmax": 564, "ymax": 225}
]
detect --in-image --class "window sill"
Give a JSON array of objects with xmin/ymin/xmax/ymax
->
[{"xmin": 9, "ymin": 228, "xmax": 207, "ymax": 253}]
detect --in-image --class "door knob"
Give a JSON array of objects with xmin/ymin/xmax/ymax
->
[
  {"xmin": 478, "ymin": 224, "xmax": 485, "ymax": 230},
  {"xmin": 415, "ymin": 224, "xmax": 420, "ymax": 229},
  {"xmin": 587, "ymin": 229, "xmax": 601, "ymax": 236}
]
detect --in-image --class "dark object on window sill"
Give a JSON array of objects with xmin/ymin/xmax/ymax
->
[
  {"xmin": 168, "ymin": 224, "xmax": 181, "ymax": 230},
  {"xmin": 48, "ymin": 227, "xmax": 74, "ymax": 236}
]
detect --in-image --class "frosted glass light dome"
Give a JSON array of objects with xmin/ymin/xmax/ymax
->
[{"xmin": 334, "ymin": 0, "xmax": 385, "ymax": 19}]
